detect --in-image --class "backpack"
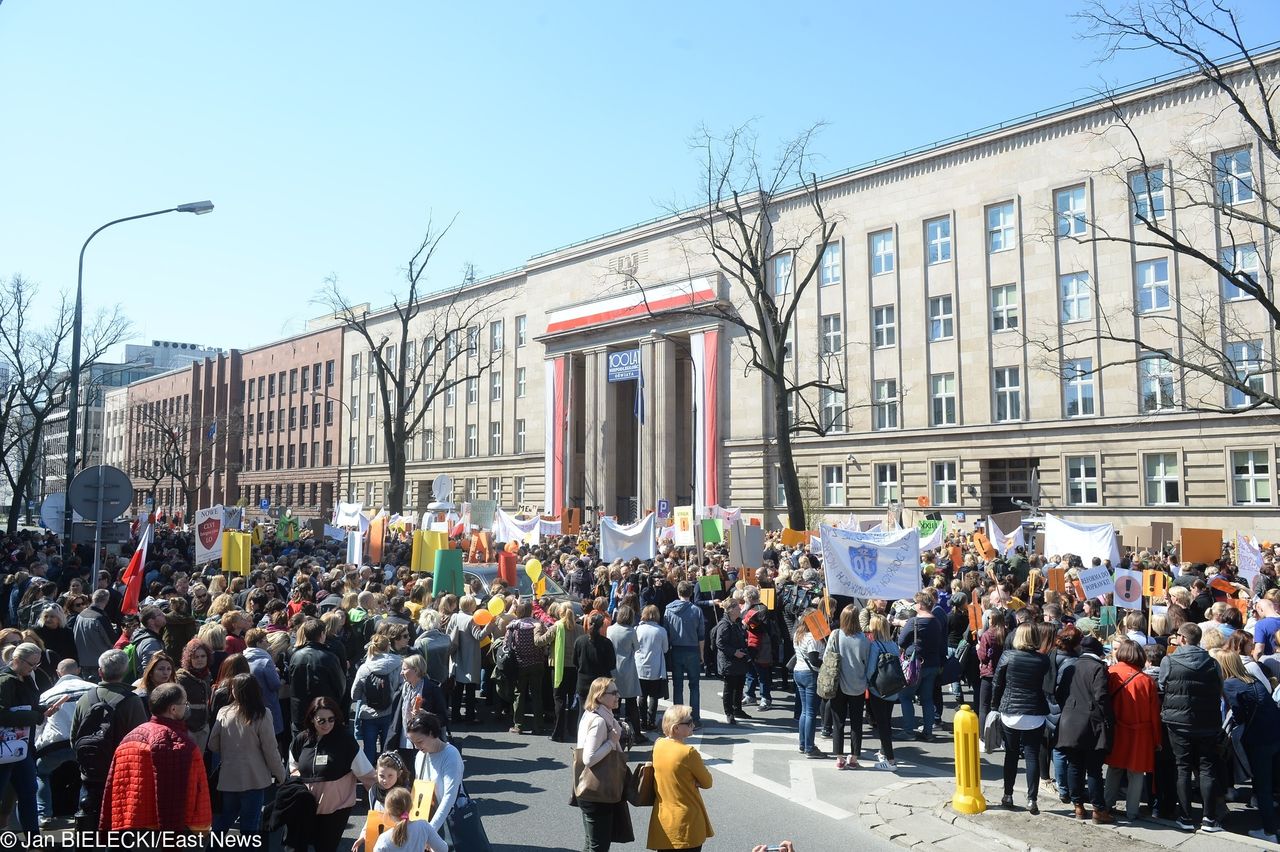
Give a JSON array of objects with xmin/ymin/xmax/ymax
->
[
  {"xmin": 363, "ymin": 671, "xmax": 393, "ymax": 713},
  {"xmin": 871, "ymin": 645, "xmax": 907, "ymax": 697},
  {"xmin": 72, "ymin": 690, "xmax": 122, "ymax": 785},
  {"xmin": 493, "ymin": 640, "xmax": 519, "ymax": 682},
  {"xmin": 122, "ymin": 643, "xmax": 139, "ymax": 683}
]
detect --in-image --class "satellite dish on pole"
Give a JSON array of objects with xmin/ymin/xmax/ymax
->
[{"xmin": 427, "ymin": 474, "xmax": 455, "ymax": 514}]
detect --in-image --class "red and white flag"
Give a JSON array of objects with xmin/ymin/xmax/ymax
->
[{"xmin": 121, "ymin": 523, "xmax": 152, "ymax": 616}]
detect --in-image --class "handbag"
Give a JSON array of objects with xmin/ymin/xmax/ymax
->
[
  {"xmin": 870, "ymin": 642, "xmax": 907, "ymax": 697},
  {"xmin": 900, "ymin": 622, "xmax": 921, "ymax": 687},
  {"xmin": 446, "ymin": 784, "xmax": 492, "ymax": 852},
  {"xmin": 817, "ymin": 633, "xmax": 841, "ymax": 700},
  {"xmin": 626, "ymin": 761, "xmax": 655, "ymax": 806},
  {"xmin": 0, "ymin": 724, "xmax": 28, "ymax": 765},
  {"xmin": 938, "ymin": 652, "xmax": 962, "ymax": 687},
  {"xmin": 571, "ymin": 745, "xmax": 627, "ymax": 803}
]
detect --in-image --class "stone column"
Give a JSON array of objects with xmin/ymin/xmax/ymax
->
[
  {"xmin": 583, "ymin": 348, "xmax": 605, "ymax": 518},
  {"xmin": 652, "ymin": 335, "xmax": 680, "ymax": 513}
]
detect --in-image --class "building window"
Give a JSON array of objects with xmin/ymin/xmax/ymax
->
[
  {"xmin": 1136, "ymin": 259, "xmax": 1170, "ymax": 312},
  {"xmin": 822, "ymin": 465, "xmax": 845, "ymax": 506},
  {"xmin": 1139, "ymin": 354, "xmax": 1176, "ymax": 412},
  {"xmin": 932, "ymin": 461, "xmax": 958, "ymax": 505},
  {"xmin": 265, "ymin": 447, "xmax": 273, "ymax": 470},
  {"xmin": 289, "ymin": 369, "xmax": 298, "ymax": 394},
  {"xmin": 298, "ymin": 443, "xmax": 307, "ymax": 468},
  {"xmin": 444, "ymin": 427, "xmax": 455, "ymax": 458},
  {"xmin": 928, "ymin": 295, "xmax": 954, "ymax": 341},
  {"xmin": 247, "ymin": 380, "xmax": 255, "ymax": 401},
  {"xmin": 930, "ymin": 373, "xmax": 956, "ymax": 426},
  {"xmin": 466, "ymin": 424, "xmax": 477, "ymax": 457},
  {"xmin": 325, "ymin": 400, "xmax": 334, "ymax": 426},
  {"xmin": 257, "ymin": 376, "xmax": 265, "ymax": 398},
  {"xmin": 489, "ymin": 476, "xmax": 500, "ymax": 501},
  {"xmin": 516, "ymin": 366, "xmax": 527, "ymax": 398},
  {"xmin": 490, "ymin": 371, "xmax": 502, "ymax": 401},
  {"xmin": 347, "ymin": 437, "xmax": 356, "ymax": 467},
  {"xmin": 772, "ymin": 254, "xmax": 793, "ymax": 296},
  {"xmin": 490, "ymin": 320, "xmax": 504, "ymax": 353},
  {"xmin": 872, "ymin": 305, "xmax": 896, "ymax": 348},
  {"xmin": 1131, "ymin": 167, "xmax": 1167, "ymax": 221},
  {"xmin": 289, "ymin": 407, "xmax": 297, "ymax": 430},
  {"xmin": 516, "ymin": 315, "xmax": 527, "ymax": 347},
  {"xmin": 874, "ymin": 463, "xmax": 899, "ymax": 506},
  {"xmin": 445, "ymin": 384, "xmax": 456, "ymax": 407},
  {"xmin": 463, "ymin": 478, "xmax": 476, "ymax": 503},
  {"xmin": 489, "ymin": 421, "xmax": 503, "ymax": 455},
  {"xmin": 820, "ymin": 314, "xmax": 843, "ymax": 355},
  {"xmin": 870, "ymin": 230, "xmax": 895, "ymax": 275},
  {"xmin": 466, "ymin": 326, "xmax": 480, "ymax": 355},
  {"xmin": 350, "ymin": 354, "xmax": 360, "ymax": 382},
  {"xmin": 515, "ymin": 476, "xmax": 527, "ymax": 505},
  {"xmin": 446, "ymin": 331, "xmax": 459, "ymax": 360},
  {"xmin": 1144, "ymin": 453, "xmax": 1180, "ymax": 505},
  {"xmin": 1221, "ymin": 243, "xmax": 1259, "ymax": 301},
  {"xmin": 991, "ymin": 283, "xmax": 1019, "ymax": 332},
  {"xmin": 365, "ymin": 391, "xmax": 375, "ymax": 418},
  {"xmin": 325, "ymin": 360, "xmax": 334, "ymax": 385},
  {"xmin": 323, "ymin": 440, "xmax": 333, "ymax": 466},
  {"xmin": 820, "ymin": 388, "xmax": 845, "ymax": 433},
  {"xmin": 926, "ymin": 216, "xmax": 951, "ymax": 264},
  {"xmin": 267, "ymin": 410, "xmax": 275, "ymax": 432},
  {"xmin": 820, "ymin": 242, "xmax": 842, "ymax": 287},
  {"xmin": 1227, "ymin": 341, "xmax": 1264, "ymax": 408},
  {"xmin": 422, "ymin": 429, "xmax": 434, "ymax": 460},
  {"xmin": 299, "ymin": 405, "xmax": 307, "ymax": 429},
  {"xmin": 1232, "ymin": 449, "xmax": 1271, "ymax": 505},
  {"xmin": 993, "ymin": 367, "xmax": 1021, "ymax": 422},
  {"xmin": 774, "ymin": 466, "xmax": 787, "ymax": 506},
  {"xmin": 1216, "ymin": 148, "xmax": 1254, "ymax": 205},
  {"xmin": 268, "ymin": 374, "xmax": 276, "ymax": 397},
  {"xmin": 873, "ymin": 379, "xmax": 898, "ymax": 430},
  {"xmin": 1060, "ymin": 272, "xmax": 1092, "ymax": 323},
  {"xmin": 1055, "ymin": 186, "xmax": 1087, "ymax": 238},
  {"xmin": 987, "ymin": 202, "xmax": 1016, "ymax": 253},
  {"xmin": 515, "ymin": 419, "xmax": 526, "ymax": 454},
  {"xmin": 464, "ymin": 377, "xmax": 476, "ymax": 405},
  {"xmin": 1063, "ymin": 358, "xmax": 1096, "ymax": 417},
  {"xmin": 364, "ymin": 436, "xmax": 375, "ymax": 465},
  {"xmin": 1066, "ymin": 455, "xmax": 1099, "ymax": 505}
]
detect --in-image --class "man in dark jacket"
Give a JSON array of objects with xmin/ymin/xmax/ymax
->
[
  {"xmin": 287, "ymin": 618, "xmax": 347, "ymax": 735},
  {"xmin": 1158, "ymin": 622, "xmax": 1225, "ymax": 832},
  {"xmin": 130, "ymin": 607, "xmax": 167, "ymax": 674},
  {"xmin": 73, "ymin": 590, "xmax": 119, "ymax": 676},
  {"xmin": 70, "ymin": 649, "xmax": 150, "ymax": 830},
  {"xmin": 712, "ymin": 601, "xmax": 750, "ymax": 724}
]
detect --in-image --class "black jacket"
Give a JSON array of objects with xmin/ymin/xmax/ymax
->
[
  {"xmin": 572, "ymin": 634, "xmax": 616, "ymax": 695},
  {"xmin": 993, "ymin": 649, "xmax": 1051, "ymax": 716},
  {"xmin": 713, "ymin": 618, "xmax": 749, "ymax": 677},
  {"xmin": 1055, "ymin": 653, "xmax": 1112, "ymax": 752},
  {"xmin": 287, "ymin": 642, "xmax": 347, "ymax": 728},
  {"xmin": 1159, "ymin": 645, "xmax": 1223, "ymax": 736}
]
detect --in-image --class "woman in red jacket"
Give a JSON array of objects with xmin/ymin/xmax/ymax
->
[{"xmin": 1104, "ymin": 638, "xmax": 1161, "ymax": 821}]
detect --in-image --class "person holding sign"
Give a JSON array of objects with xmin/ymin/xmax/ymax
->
[
  {"xmin": 288, "ymin": 697, "xmax": 376, "ymax": 852},
  {"xmin": 370, "ymin": 787, "xmax": 447, "ymax": 852},
  {"xmin": 406, "ymin": 711, "xmax": 465, "ymax": 844},
  {"xmin": 791, "ymin": 612, "xmax": 828, "ymax": 758}
]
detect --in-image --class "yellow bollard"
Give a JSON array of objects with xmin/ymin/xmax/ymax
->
[{"xmin": 951, "ymin": 703, "xmax": 986, "ymax": 814}]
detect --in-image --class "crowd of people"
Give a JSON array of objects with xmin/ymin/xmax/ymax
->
[{"xmin": 0, "ymin": 513, "xmax": 1276, "ymax": 849}]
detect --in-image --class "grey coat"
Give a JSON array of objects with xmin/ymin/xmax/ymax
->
[
  {"xmin": 72, "ymin": 606, "xmax": 117, "ymax": 670},
  {"xmin": 606, "ymin": 624, "xmax": 640, "ymax": 698},
  {"xmin": 207, "ymin": 704, "xmax": 287, "ymax": 791},
  {"xmin": 448, "ymin": 613, "xmax": 487, "ymax": 684},
  {"xmin": 830, "ymin": 629, "xmax": 871, "ymax": 696}
]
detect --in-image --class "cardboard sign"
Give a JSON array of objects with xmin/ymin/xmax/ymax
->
[
  {"xmin": 780, "ymin": 528, "xmax": 807, "ymax": 548},
  {"xmin": 949, "ymin": 546, "xmax": 964, "ymax": 571},
  {"xmin": 673, "ymin": 507, "xmax": 695, "ymax": 546},
  {"xmin": 700, "ymin": 518, "xmax": 723, "ymax": 544},
  {"xmin": 1150, "ymin": 522, "xmax": 1173, "ymax": 551},
  {"xmin": 803, "ymin": 609, "xmax": 831, "ymax": 641},
  {"xmin": 470, "ymin": 500, "xmax": 498, "ymax": 530},
  {"xmin": 1078, "ymin": 565, "xmax": 1115, "ymax": 599},
  {"xmin": 1210, "ymin": 576, "xmax": 1238, "ymax": 595},
  {"xmin": 1228, "ymin": 598, "xmax": 1250, "ymax": 618},
  {"xmin": 973, "ymin": 532, "xmax": 997, "ymax": 562},
  {"xmin": 1121, "ymin": 524, "xmax": 1152, "ymax": 551},
  {"xmin": 760, "ymin": 588, "xmax": 776, "ymax": 610},
  {"xmin": 410, "ymin": 779, "xmax": 436, "ymax": 820},
  {"xmin": 433, "ymin": 549, "xmax": 464, "ymax": 596},
  {"xmin": 698, "ymin": 574, "xmax": 722, "ymax": 593},
  {"xmin": 967, "ymin": 589, "xmax": 982, "ymax": 633},
  {"xmin": 364, "ymin": 812, "xmax": 398, "ymax": 850},
  {"xmin": 1048, "ymin": 568, "xmax": 1067, "ymax": 594},
  {"xmin": 1143, "ymin": 570, "xmax": 1169, "ymax": 599},
  {"xmin": 1180, "ymin": 528, "xmax": 1223, "ymax": 564},
  {"xmin": 563, "ymin": 508, "xmax": 581, "ymax": 536},
  {"xmin": 1114, "ymin": 568, "xmax": 1143, "ymax": 610},
  {"xmin": 1072, "ymin": 579, "xmax": 1087, "ymax": 602},
  {"xmin": 1099, "ymin": 605, "xmax": 1117, "ymax": 628}
]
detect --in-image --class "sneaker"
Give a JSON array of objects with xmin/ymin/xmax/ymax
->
[
  {"xmin": 725, "ymin": 716, "xmax": 738, "ymax": 726},
  {"xmin": 835, "ymin": 756, "xmax": 847, "ymax": 770},
  {"xmin": 758, "ymin": 701, "xmax": 773, "ymax": 711},
  {"xmin": 1248, "ymin": 828, "xmax": 1279, "ymax": 843},
  {"xmin": 1199, "ymin": 819, "xmax": 1223, "ymax": 834},
  {"xmin": 978, "ymin": 740, "xmax": 986, "ymax": 754},
  {"xmin": 805, "ymin": 747, "xmax": 828, "ymax": 759},
  {"xmin": 1027, "ymin": 799, "xmax": 1039, "ymax": 815},
  {"xmin": 818, "ymin": 729, "xmax": 833, "ymax": 739},
  {"xmin": 508, "ymin": 726, "xmax": 523, "ymax": 735},
  {"xmin": 875, "ymin": 757, "xmax": 897, "ymax": 771},
  {"xmin": 1175, "ymin": 817, "xmax": 1197, "ymax": 832}
]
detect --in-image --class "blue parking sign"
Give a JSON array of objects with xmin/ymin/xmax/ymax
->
[
  {"xmin": 658, "ymin": 499, "xmax": 670, "ymax": 518},
  {"xmin": 260, "ymin": 498, "xmax": 270, "ymax": 512}
]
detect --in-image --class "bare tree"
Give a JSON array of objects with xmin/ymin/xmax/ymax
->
[
  {"xmin": 1027, "ymin": 1, "xmax": 1280, "ymax": 413},
  {"xmin": 625, "ymin": 124, "xmax": 852, "ymax": 530},
  {"xmin": 0, "ymin": 274, "xmax": 130, "ymax": 532},
  {"xmin": 129, "ymin": 400, "xmax": 243, "ymax": 521},
  {"xmin": 320, "ymin": 219, "xmax": 519, "ymax": 513}
]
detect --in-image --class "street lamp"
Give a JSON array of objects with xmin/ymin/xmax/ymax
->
[
  {"xmin": 311, "ymin": 390, "xmax": 354, "ymax": 503},
  {"xmin": 64, "ymin": 201, "xmax": 214, "ymax": 561}
]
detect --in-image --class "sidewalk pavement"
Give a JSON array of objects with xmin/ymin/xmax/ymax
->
[{"xmin": 864, "ymin": 776, "xmax": 1278, "ymax": 852}]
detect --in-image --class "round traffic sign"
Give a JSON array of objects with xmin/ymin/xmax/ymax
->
[{"xmin": 67, "ymin": 465, "xmax": 133, "ymax": 522}]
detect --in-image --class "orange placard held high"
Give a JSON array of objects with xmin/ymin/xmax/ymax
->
[
  {"xmin": 1048, "ymin": 568, "xmax": 1067, "ymax": 594},
  {"xmin": 1142, "ymin": 570, "xmax": 1169, "ymax": 599},
  {"xmin": 1228, "ymin": 598, "xmax": 1250, "ymax": 619},
  {"xmin": 949, "ymin": 546, "xmax": 963, "ymax": 572},
  {"xmin": 803, "ymin": 609, "xmax": 831, "ymax": 641},
  {"xmin": 1180, "ymin": 527, "xmax": 1224, "ymax": 564},
  {"xmin": 1210, "ymin": 576, "xmax": 1237, "ymax": 595},
  {"xmin": 780, "ymin": 528, "xmax": 807, "ymax": 548},
  {"xmin": 967, "ymin": 589, "xmax": 981, "ymax": 633},
  {"xmin": 973, "ymin": 532, "xmax": 997, "ymax": 562}
]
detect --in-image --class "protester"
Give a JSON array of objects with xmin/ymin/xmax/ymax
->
[
  {"xmin": 1104, "ymin": 638, "xmax": 1161, "ymax": 821},
  {"xmin": 864, "ymin": 615, "xmax": 901, "ymax": 771},
  {"xmin": 549, "ymin": 602, "xmax": 586, "ymax": 742},
  {"xmin": 504, "ymin": 599, "xmax": 549, "ymax": 736},
  {"xmin": 635, "ymin": 604, "xmax": 669, "ymax": 733},
  {"xmin": 1056, "ymin": 634, "xmax": 1113, "ymax": 823},
  {"xmin": 34, "ymin": 658, "xmax": 92, "ymax": 828},
  {"xmin": 406, "ymin": 711, "xmax": 465, "ymax": 846},
  {"xmin": 1215, "ymin": 648, "xmax": 1280, "ymax": 843},
  {"xmin": 898, "ymin": 590, "xmax": 947, "ymax": 743},
  {"xmin": 288, "ymin": 618, "xmax": 347, "ymax": 735},
  {"xmin": 993, "ymin": 623, "xmax": 1051, "ymax": 813},
  {"xmin": 372, "ymin": 786, "xmax": 448, "ymax": 852},
  {"xmin": 1159, "ymin": 623, "xmax": 1225, "ymax": 832},
  {"xmin": 576, "ymin": 677, "xmax": 632, "ymax": 851},
  {"xmin": 289, "ymin": 696, "xmax": 375, "ymax": 852},
  {"xmin": 207, "ymin": 673, "xmax": 287, "ymax": 837},
  {"xmin": 352, "ymin": 631, "xmax": 404, "ymax": 762},
  {"xmin": 663, "ymin": 582, "xmax": 705, "ymax": 727},
  {"xmin": 175, "ymin": 639, "xmax": 214, "ymax": 751},
  {"xmin": 829, "ymin": 604, "xmax": 871, "ymax": 769},
  {"xmin": 712, "ymin": 600, "xmax": 750, "ymax": 725},
  {"xmin": 648, "ymin": 703, "xmax": 713, "ymax": 851},
  {"xmin": 574, "ymin": 613, "xmax": 616, "ymax": 713}
]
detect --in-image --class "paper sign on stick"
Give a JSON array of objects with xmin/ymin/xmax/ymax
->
[
  {"xmin": 1114, "ymin": 568, "xmax": 1143, "ymax": 610},
  {"xmin": 410, "ymin": 779, "xmax": 436, "ymax": 820},
  {"xmin": 1228, "ymin": 598, "xmax": 1250, "ymax": 618},
  {"xmin": 1099, "ymin": 605, "xmax": 1117, "ymax": 628},
  {"xmin": 1210, "ymin": 576, "xmax": 1237, "ymax": 595},
  {"xmin": 780, "ymin": 528, "xmax": 807, "ymax": 547},
  {"xmin": 1048, "ymin": 568, "xmax": 1066, "ymax": 594},
  {"xmin": 1078, "ymin": 565, "xmax": 1115, "ymax": 599},
  {"xmin": 803, "ymin": 609, "xmax": 831, "ymax": 641},
  {"xmin": 760, "ymin": 588, "xmax": 776, "ymax": 610},
  {"xmin": 1180, "ymin": 528, "xmax": 1224, "ymax": 563},
  {"xmin": 967, "ymin": 589, "xmax": 981, "ymax": 633},
  {"xmin": 698, "ymin": 574, "xmax": 722, "ymax": 593},
  {"xmin": 972, "ymin": 531, "xmax": 997, "ymax": 561},
  {"xmin": 1143, "ymin": 570, "xmax": 1169, "ymax": 599}
]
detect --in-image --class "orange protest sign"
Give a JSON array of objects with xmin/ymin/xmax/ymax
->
[
  {"xmin": 973, "ymin": 532, "xmax": 997, "ymax": 562},
  {"xmin": 1142, "ymin": 570, "xmax": 1169, "ymax": 599},
  {"xmin": 1228, "ymin": 598, "xmax": 1249, "ymax": 618},
  {"xmin": 1210, "ymin": 576, "xmax": 1237, "ymax": 595},
  {"xmin": 1180, "ymin": 528, "xmax": 1224, "ymax": 563},
  {"xmin": 803, "ymin": 609, "xmax": 831, "ymax": 641},
  {"xmin": 967, "ymin": 589, "xmax": 981, "ymax": 633},
  {"xmin": 760, "ymin": 588, "xmax": 776, "ymax": 610},
  {"xmin": 780, "ymin": 528, "xmax": 807, "ymax": 547},
  {"xmin": 364, "ymin": 811, "xmax": 397, "ymax": 849},
  {"xmin": 949, "ymin": 546, "xmax": 963, "ymax": 571},
  {"xmin": 1048, "ymin": 568, "xmax": 1067, "ymax": 594},
  {"xmin": 1072, "ymin": 579, "xmax": 1086, "ymax": 601}
]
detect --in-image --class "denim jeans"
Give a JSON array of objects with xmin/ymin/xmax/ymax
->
[
  {"xmin": 36, "ymin": 744, "xmax": 75, "ymax": 820},
  {"xmin": 1246, "ymin": 734, "xmax": 1280, "ymax": 835},
  {"xmin": 1064, "ymin": 747, "xmax": 1107, "ymax": 809},
  {"xmin": 1052, "ymin": 747, "xmax": 1069, "ymax": 796},
  {"xmin": 898, "ymin": 665, "xmax": 940, "ymax": 737},
  {"xmin": 745, "ymin": 659, "xmax": 772, "ymax": 703},
  {"xmin": 0, "ymin": 753, "xmax": 38, "ymax": 832},
  {"xmin": 212, "ymin": 786, "xmax": 266, "ymax": 834},
  {"xmin": 670, "ymin": 647, "xmax": 702, "ymax": 722},
  {"xmin": 794, "ymin": 668, "xmax": 818, "ymax": 753},
  {"xmin": 358, "ymin": 714, "xmax": 394, "ymax": 765},
  {"xmin": 1001, "ymin": 723, "xmax": 1044, "ymax": 801}
]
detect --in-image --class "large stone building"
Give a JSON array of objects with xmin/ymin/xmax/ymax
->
[{"xmin": 343, "ymin": 52, "xmax": 1280, "ymax": 537}]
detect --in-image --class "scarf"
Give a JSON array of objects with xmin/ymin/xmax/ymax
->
[
  {"xmin": 594, "ymin": 705, "xmax": 622, "ymax": 741},
  {"xmin": 554, "ymin": 622, "xmax": 566, "ymax": 688}
]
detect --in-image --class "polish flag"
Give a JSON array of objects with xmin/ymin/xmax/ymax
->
[{"xmin": 121, "ymin": 523, "xmax": 152, "ymax": 616}]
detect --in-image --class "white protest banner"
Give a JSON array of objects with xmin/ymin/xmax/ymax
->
[
  {"xmin": 1078, "ymin": 565, "xmax": 1116, "ymax": 600},
  {"xmin": 820, "ymin": 524, "xmax": 922, "ymax": 601},
  {"xmin": 346, "ymin": 529, "xmax": 364, "ymax": 565},
  {"xmin": 1045, "ymin": 514, "xmax": 1121, "ymax": 567},
  {"xmin": 1239, "ymin": 534, "xmax": 1263, "ymax": 582},
  {"xmin": 333, "ymin": 502, "xmax": 364, "ymax": 527},
  {"xmin": 918, "ymin": 520, "xmax": 947, "ymax": 552},
  {"xmin": 493, "ymin": 508, "xmax": 539, "ymax": 545},
  {"xmin": 601, "ymin": 513, "xmax": 657, "ymax": 562},
  {"xmin": 1114, "ymin": 568, "xmax": 1143, "ymax": 610},
  {"xmin": 986, "ymin": 515, "xmax": 1025, "ymax": 557},
  {"xmin": 194, "ymin": 506, "xmax": 225, "ymax": 565},
  {"xmin": 323, "ymin": 524, "xmax": 348, "ymax": 542},
  {"xmin": 539, "ymin": 518, "xmax": 562, "ymax": 538}
]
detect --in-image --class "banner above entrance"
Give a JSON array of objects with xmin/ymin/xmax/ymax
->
[
  {"xmin": 607, "ymin": 349, "xmax": 640, "ymax": 382},
  {"xmin": 544, "ymin": 275, "xmax": 717, "ymax": 335}
]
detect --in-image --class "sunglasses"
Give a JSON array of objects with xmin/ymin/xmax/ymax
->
[
  {"xmin": 314, "ymin": 716, "xmax": 337, "ymax": 724},
  {"xmin": 604, "ymin": 689, "xmax": 619, "ymax": 696}
]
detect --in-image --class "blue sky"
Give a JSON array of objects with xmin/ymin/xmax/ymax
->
[{"xmin": 2, "ymin": 1, "xmax": 1278, "ymax": 357}]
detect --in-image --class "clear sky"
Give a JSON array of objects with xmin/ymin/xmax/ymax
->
[{"xmin": 2, "ymin": 1, "xmax": 1278, "ymax": 357}]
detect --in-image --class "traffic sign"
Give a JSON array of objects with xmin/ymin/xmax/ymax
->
[
  {"xmin": 67, "ymin": 465, "xmax": 133, "ymax": 522},
  {"xmin": 657, "ymin": 499, "xmax": 670, "ymax": 518},
  {"xmin": 260, "ymin": 498, "xmax": 271, "ymax": 512}
]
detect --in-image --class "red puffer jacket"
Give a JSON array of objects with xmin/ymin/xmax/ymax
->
[{"xmin": 100, "ymin": 716, "xmax": 212, "ymax": 831}]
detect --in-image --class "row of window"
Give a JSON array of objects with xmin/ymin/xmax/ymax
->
[
  {"xmin": 245, "ymin": 360, "xmax": 336, "ymax": 402},
  {"xmin": 348, "ymin": 317, "xmax": 529, "ymax": 385},
  {"xmin": 807, "ymin": 448, "xmax": 1272, "ymax": 509},
  {"xmin": 353, "ymin": 419, "xmax": 532, "ymax": 465},
  {"xmin": 247, "ymin": 400, "xmax": 336, "ymax": 436},
  {"xmin": 242, "ymin": 482, "xmax": 328, "ymax": 510},
  {"xmin": 772, "ymin": 148, "xmax": 1257, "ymax": 296},
  {"xmin": 348, "ymin": 367, "xmax": 529, "ymax": 432},
  {"xmin": 354, "ymin": 475, "xmax": 530, "ymax": 510},
  {"xmin": 242, "ymin": 440, "xmax": 334, "ymax": 472}
]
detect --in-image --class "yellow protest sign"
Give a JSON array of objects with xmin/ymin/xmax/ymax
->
[
  {"xmin": 1142, "ymin": 569, "xmax": 1169, "ymax": 599},
  {"xmin": 410, "ymin": 779, "xmax": 436, "ymax": 820},
  {"xmin": 222, "ymin": 531, "xmax": 251, "ymax": 576}
]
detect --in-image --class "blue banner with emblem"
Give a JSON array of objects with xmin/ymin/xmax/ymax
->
[{"xmin": 819, "ymin": 524, "xmax": 921, "ymax": 600}]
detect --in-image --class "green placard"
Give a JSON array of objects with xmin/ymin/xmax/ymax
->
[
  {"xmin": 698, "ymin": 574, "xmax": 723, "ymax": 593},
  {"xmin": 700, "ymin": 518, "xmax": 723, "ymax": 544},
  {"xmin": 1099, "ymin": 605, "xmax": 1117, "ymax": 628},
  {"xmin": 433, "ymin": 549, "xmax": 464, "ymax": 597}
]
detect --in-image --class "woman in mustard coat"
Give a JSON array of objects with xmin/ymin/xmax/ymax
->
[{"xmin": 648, "ymin": 704, "xmax": 714, "ymax": 851}]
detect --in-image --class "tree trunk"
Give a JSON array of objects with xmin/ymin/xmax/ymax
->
[
  {"xmin": 386, "ymin": 442, "xmax": 405, "ymax": 513},
  {"xmin": 6, "ymin": 433, "xmax": 41, "ymax": 534},
  {"xmin": 772, "ymin": 374, "xmax": 806, "ymax": 532}
]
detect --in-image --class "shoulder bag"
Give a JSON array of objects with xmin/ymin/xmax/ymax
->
[
  {"xmin": 446, "ymin": 781, "xmax": 492, "ymax": 852},
  {"xmin": 817, "ymin": 632, "xmax": 841, "ymax": 700},
  {"xmin": 870, "ymin": 641, "xmax": 907, "ymax": 697},
  {"xmin": 900, "ymin": 621, "xmax": 922, "ymax": 687},
  {"xmin": 0, "ymin": 703, "xmax": 32, "ymax": 765},
  {"xmin": 626, "ymin": 761, "xmax": 655, "ymax": 806}
]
